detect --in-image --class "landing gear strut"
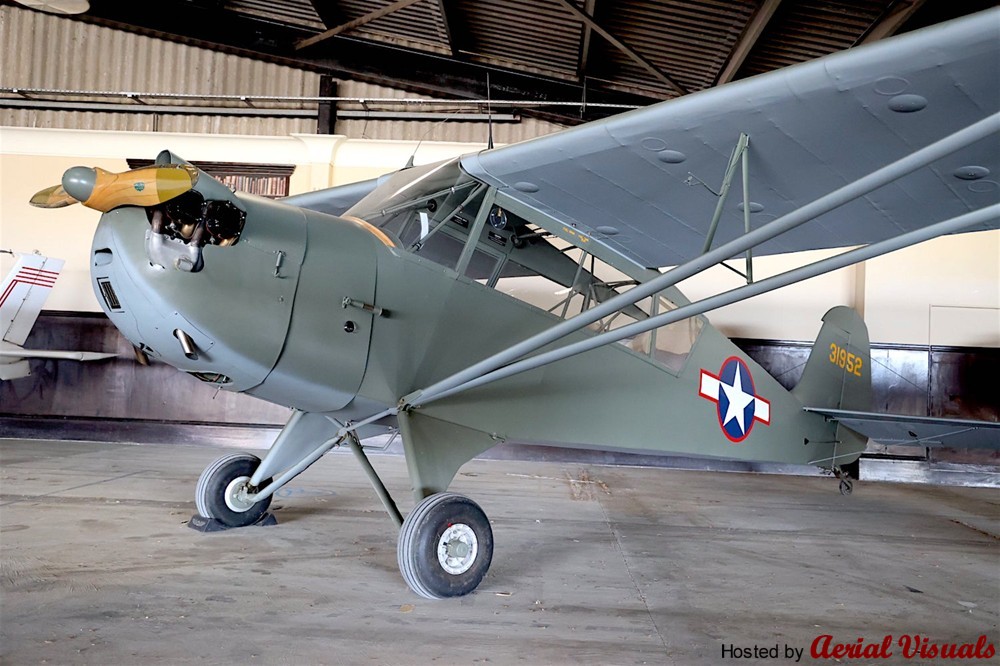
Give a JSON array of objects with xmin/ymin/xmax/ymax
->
[
  {"xmin": 834, "ymin": 459, "xmax": 859, "ymax": 496},
  {"xmin": 191, "ymin": 410, "xmax": 496, "ymax": 598}
]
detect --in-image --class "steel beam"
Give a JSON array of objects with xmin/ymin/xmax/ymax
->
[
  {"xmin": 715, "ymin": 0, "xmax": 784, "ymax": 85},
  {"xmin": 553, "ymin": 0, "xmax": 688, "ymax": 95},
  {"xmin": 297, "ymin": 0, "xmax": 426, "ymax": 50},
  {"xmin": 0, "ymin": 98, "xmax": 316, "ymax": 117},
  {"xmin": 66, "ymin": 4, "xmax": 652, "ymax": 125},
  {"xmin": 860, "ymin": 0, "xmax": 929, "ymax": 44}
]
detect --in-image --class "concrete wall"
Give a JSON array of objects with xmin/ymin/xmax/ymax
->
[{"xmin": 1, "ymin": 125, "xmax": 997, "ymax": 347}]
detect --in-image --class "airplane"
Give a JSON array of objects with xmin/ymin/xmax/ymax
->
[
  {"xmin": 0, "ymin": 250, "xmax": 117, "ymax": 380},
  {"xmin": 28, "ymin": 9, "xmax": 1000, "ymax": 599}
]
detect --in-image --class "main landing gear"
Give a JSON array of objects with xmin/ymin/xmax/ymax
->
[{"xmin": 191, "ymin": 411, "xmax": 496, "ymax": 599}]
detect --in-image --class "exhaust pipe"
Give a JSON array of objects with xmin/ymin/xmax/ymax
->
[{"xmin": 173, "ymin": 328, "xmax": 198, "ymax": 360}]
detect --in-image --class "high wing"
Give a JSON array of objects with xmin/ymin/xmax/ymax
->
[
  {"xmin": 460, "ymin": 9, "xmax": 999, "ymax": 269},
  {"xmin": 805, "ymin": 408, "xmax": 1000, "ymax": 450}
]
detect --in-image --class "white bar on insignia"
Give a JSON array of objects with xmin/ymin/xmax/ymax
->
[
  {"xmin": 754, "ymin": 397, "xmax": 771, "ymax": 424},
  {"xmin": 700, "ymin": 372, "xmax": 720, "ymax": 399}
]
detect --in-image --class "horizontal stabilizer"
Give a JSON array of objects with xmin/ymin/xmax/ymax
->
[
  {"xmin": 0, "ymin": 349, "xmax": 117, "ymax": 362},
  {"xmin": 805, "ymin": 408, "xmax": 1000, "ymax": 450}
]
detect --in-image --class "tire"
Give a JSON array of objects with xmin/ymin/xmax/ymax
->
[
  {"xmin": 397, "ymin": 493, "xmax": 493, "ymax": 599},
  {"xmin": 195, "ymin": 453, "xmax": 272, "ymax": 527}
]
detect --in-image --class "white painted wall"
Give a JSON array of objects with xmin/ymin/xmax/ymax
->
[{"xmin": 2, "ymin": 125, "xmax": 996, "ymax": 347}]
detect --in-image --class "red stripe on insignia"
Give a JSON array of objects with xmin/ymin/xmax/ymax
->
[{"xmin": 753, "ymin": 396, "xmax": 771, "ymax": 425}]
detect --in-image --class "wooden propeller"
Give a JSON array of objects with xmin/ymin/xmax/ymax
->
[{"xmin": 30, "ymin": 164, "xmax": 199, "ymax": 212}]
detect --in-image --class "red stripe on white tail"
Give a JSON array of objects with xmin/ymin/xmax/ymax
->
[{"xmin": 1, "ymin": 253, "xmax": 65, "ymax": 346}]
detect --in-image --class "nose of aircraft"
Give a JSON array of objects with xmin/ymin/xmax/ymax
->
[{"xmin": 61, "ymin": 166, "xmax": 97, "ymax": 202}]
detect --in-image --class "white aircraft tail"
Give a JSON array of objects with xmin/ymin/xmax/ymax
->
[
  {"xmin": 0, "ymin": 252, "xmax": 116, "ymax": 380},
  {"xmin": 1, "ymin": 252, "xmax": 64, "ymax": 346}
]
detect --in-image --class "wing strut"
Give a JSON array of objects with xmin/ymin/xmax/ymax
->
[
  {"xmin": 400, "ymin": 112, "xmax": 999, "ymax": 410},
  {"xmin": 410, "ymin": 203, "xmax": 998, "ymax": 406},
  {"xmin": 699, "ymin": 132, "xmax": 754, "ymax": 282}
]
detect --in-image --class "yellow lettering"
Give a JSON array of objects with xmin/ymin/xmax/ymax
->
[{"xmin": 828, "ymin": 343, "xmax": 865, "ymax": 377}]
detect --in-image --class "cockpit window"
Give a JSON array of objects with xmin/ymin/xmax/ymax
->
[
  {"xmin": 347, "ymin": 161, "xmax": 702, "ymax": 372},
  {"xmin": 494, "ymin": 223, "xmax": 703, "ymax": 373}
]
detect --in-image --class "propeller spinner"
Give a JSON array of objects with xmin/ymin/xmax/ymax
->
[{"xmin": 29, "ymin": 164, "xmax": 199, "ymax": 212}]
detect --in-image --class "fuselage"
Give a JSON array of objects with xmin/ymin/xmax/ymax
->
[{"xmin": 89, "ymin": 165, "xmax": 853, "ymax": 468}]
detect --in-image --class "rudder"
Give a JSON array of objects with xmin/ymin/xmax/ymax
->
[{"xmin": 792, "ymin": 306, "xmax": 873, "ymax": 413}]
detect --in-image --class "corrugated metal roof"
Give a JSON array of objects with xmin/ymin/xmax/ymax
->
[
  {"xmin": 456, "ymin": 0, "xmax": 585, "ymax": 80},
  {"xmin": 589, "ymin": 0, "xmax": 758, "ymax": 97},
  {"xmin": 737, "ymin": 0, "xmax": 892, "ymax": 77},
  {"xmin": 227, "ymin": 0, "xmax": 326, "ymax": 31},
  {"xmin": 2, "ymin": 0, "xmax": 987, "ymax": 133},
  {"xmin": 337, "ymin": 0, "xmax": 453, "ymax": 54}
]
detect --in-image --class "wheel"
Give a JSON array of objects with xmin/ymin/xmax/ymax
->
[
  {"xmin": 839, "ymin": 478, "xmax": 854, "ymax": 496},
  {"xmin": 397, "ymin": 493, "xmax": 493, "ymax": 599},
  {"xmin": 195, "ymin": 453, "xmax": 272, "ymax": 527}
]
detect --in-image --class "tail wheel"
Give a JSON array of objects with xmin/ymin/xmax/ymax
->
[
  {"xmin": 397, "ymin": 493, "xmax": 493, "ymax": 599},
  {"xmin": 195, "ymin": 453, "xmax": 272, "ymax": 527}
]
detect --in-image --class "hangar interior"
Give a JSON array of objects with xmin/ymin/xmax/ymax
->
[
  {"xmin": 2, "ymin": 1, "xmax": 996, "ymax": 464},
  {"xmin": 0, "ymin": 1, "xmax": 998, "ymax": 662}
]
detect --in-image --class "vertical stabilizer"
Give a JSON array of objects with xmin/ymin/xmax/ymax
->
[
  {"xmin": 0, "ymin": 253, "xmax": 64, "ymax": 345},
  {"xmin": 792, "ymin": 306, "xmax": 873, "ymax": 412}
]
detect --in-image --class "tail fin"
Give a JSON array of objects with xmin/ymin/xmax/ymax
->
[
  {"xmin": 792, "ymin": 306, "xmax": 873, "ymax": 412},
  {"xmin": 0, "ymin": 253, "xmax": 64, "ymax": 346}
]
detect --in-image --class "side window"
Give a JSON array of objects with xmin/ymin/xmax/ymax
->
[
  {"xmin": 415, "ymin": 232, "xmax": 466, "ymax": 270},
  {"xmin": 496, "ymin": 240, "xmax": 703, "ymax": 373},
  {"xmin": 464, "ymin": 248, "xmax": 501, "ymax": 282},
  {"xmin": 628, "ymin": 296, "xmax": 703, "ymax": 373},
  {"xmin": 495, "ymin": 257, "xmax": 575, "ymax": 313}
]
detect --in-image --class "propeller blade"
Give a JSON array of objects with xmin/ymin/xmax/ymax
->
[
  {"xmin": 29, "ymin": 184, "xmax": 78, "ymax": 209},
  {"xmin": 62, "ymin": 164, "xmax": 200, "ymax": 213}
]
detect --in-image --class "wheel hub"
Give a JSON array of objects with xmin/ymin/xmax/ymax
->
[
  {"xmin": 224, "ymin": 476, "xmax": 256, "ymax": 513},
  {"xmin": 437, "ymin": 523, "xmax": 478, "ymax": 575}
]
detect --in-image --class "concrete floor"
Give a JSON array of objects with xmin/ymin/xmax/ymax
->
[{"xmin": 1, "ymin": 439, "xmax": 997, "ymax": 665}]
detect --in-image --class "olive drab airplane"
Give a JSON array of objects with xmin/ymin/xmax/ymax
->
[
  {"xmin": 29, "ymin": 10, "xmax": 1000, "ymax": 599},
  {"xmin": 0, "ymin": 251, "xmax": 116, "ymax": 380}
]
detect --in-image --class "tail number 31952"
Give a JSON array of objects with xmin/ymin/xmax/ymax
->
[{"xmin": 829, "ymin": 342, "xmax": 863, "ymax": 377}]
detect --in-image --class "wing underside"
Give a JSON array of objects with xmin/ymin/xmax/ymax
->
[
  {"xmin": 806, "ymin": 408, "xmax": 1000, "ymax": 450},
  {"xmin": 460, "ymin": 10, "xmax": 1000, "ymax": 269}
]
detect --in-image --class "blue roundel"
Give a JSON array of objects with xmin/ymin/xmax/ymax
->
[{"xmin": 716, "ymin": 358, "xmax": 757, "ymax": 442}]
